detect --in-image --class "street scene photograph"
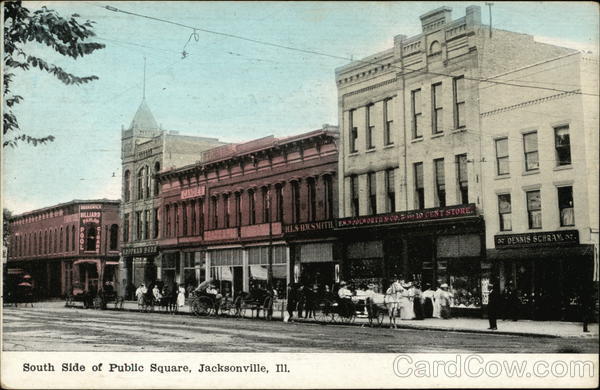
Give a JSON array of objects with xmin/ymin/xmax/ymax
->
[{"xmin": 1, "ymin": 1, "xmax": 599, "ymax": 386}]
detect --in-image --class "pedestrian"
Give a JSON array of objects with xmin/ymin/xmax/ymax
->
[
  {"xmin": 285, "ymin": 283, "xmax": 297, "ymax": 323},
  {"xmin": 177, "ymin": 283, "xmax": 186, "ymax": 308},
  {"xmin": 487, "ymin": 283, "xmax": 500, "ymax": 330},
  {"xmin": 413, "ymin": 282, "xmax": 424, "ymax": 320},
  {"xmin": 135, "ymin": 283, "xmax": 147, "ymax": 305},
  {"xmin": 502, "ymin": 281, "xmax": 519, "ymax": 321},
  {"xmin": 422, "ymin": 283, "xmax": 434, "ymax": 318},
  {"xmin": 432, "ymin": 283, "xmax": 443, "ymax": 318},
  {"xmin": 439, "ymin": 283, "xmax": 453, "ymax": 319},
  {"xmin": 400, "ymin": 280, "xmax": 415, "ymax": 320},
  {"xmin": 580, "ymin": 283, "xmax": 593, "ymax": 333},
  {"xmin": 337, "ymin": 281, "xmax": 354, "ymax": 317}
]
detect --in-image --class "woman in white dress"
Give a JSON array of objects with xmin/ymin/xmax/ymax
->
[
  {"xmin": 401, "ymin": 281, "xmax": 415, "ymax": 320},
  {"xmin": 432, "ymin": 284, "xmax": 443, "ymax": 318},
  {"xmin": 177, "ymin": 284, "xmax": 186, "ymax": 308}
]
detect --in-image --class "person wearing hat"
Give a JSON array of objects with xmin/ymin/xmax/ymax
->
[
  {"xmin": 432, "ymin": 283, "xmax": 443, "ymax": 318},
  {"xmin": 439, "ymin": 283, "xmax": 453, "ymax": 319},
  {"xmin": 487, "ymin": 282, "xmax": 500, "ymax": 330},
  {"xmin": 337, "ymin": 281, "xmax": 353, "ymax": 317}
]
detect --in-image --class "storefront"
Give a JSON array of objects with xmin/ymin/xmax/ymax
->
[
  {"xmin": 337, "ymin": 204, "xmax": 485, "ymax": 312},
  {"xmin": 121, "ymin": 245, "xmax": 158, "ymax": 298},
  {"xmin": 489, "ymin": 230, "xmax": 594, "ymax": 321},
  {"xmin": 159, "ymin": 249, "xmax": 205, "ymax": 291},
  {"xmin": 285, "ymin": 220, "xmax": 339, "ymax": 293},
  {"xmin": 72, "ymin": 258, "xmax": 119, "ymax": 294}
]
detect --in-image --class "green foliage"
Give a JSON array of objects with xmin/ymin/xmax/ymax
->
[{"xmin": 3, "ymin": 0, "xmax": 105, "ymax": 148}]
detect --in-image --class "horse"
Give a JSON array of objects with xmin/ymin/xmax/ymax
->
[{"xmin": 384, "ymin": 282, "xmax": 403, "ymax": 329}]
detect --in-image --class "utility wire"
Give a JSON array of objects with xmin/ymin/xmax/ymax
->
[{"xmin": 97, "ymin": 4, "xmax": 599, "ymax": 97}]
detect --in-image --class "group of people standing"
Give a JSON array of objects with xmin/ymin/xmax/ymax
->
[
  {"xmin": 135, "ymin": 282, "xmax": 186, "ymax": 308},
  {"xmin": 386, "ymin": 279, "xmax": 454, "ymax": 320}
]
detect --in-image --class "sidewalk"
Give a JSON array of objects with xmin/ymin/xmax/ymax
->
[{"xmin": 103, "ymin": 299, "xmax": 598, "ymax": 339}]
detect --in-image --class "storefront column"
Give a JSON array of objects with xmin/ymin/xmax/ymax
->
[
  {"xmin": 299, "ymin": 179, "xmax": 308, "ymax": 223},
  {"xmin": 204, "ymin": 252, "xmax": 211, "ymax": 283},
  {"xmin": 242, "ymin": 249, "xmax": 249, "ymax": 292}
]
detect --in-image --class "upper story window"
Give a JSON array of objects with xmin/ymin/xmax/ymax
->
[
  {"xmin": 434, "ymin": 158, "xmax": 446, "ymax": 207},
  {"xmin": 456, "ymin": 154, "xmax": 468, "ymax": 204},
  {"xmin": 366, "ymin": 104, "xmax": 375, "ymax": 150},
  {"xmin": 276, "ymin": 184, "xmax": 284, "ymax": 222},
  {"xmin": 411, "ymin": 89, "xmax": 422, "ymax": 139},
  {"xmin": 164, "ymin": 205, "xmax": 170, "ymax": 238},
  {"xmin": 432, "ymin": 83, "xmax": 443, "ymax": 134},
  {"xmin": 324, "ymin": 175, "xmax": 334, "ymax": 219},
  {"xmin": 291, "ymin": 182, "xmax": 300, "ymax": 223},
  {"xmin": 495, "ymin": 138, "xmax": 509, "ymax": 175},
  {"xmin": 144, "ymin": 165, "xmax": 150, "ymax": 199},
  {"xmin": 135, "ymin": 211, "xmax": 142, "ymax": 240},
  {"xmin": 235, "ymin": 192, "xmax": 242, "ymax": 227},
  {"xmin": 414, "ymin": 162, "xmax": 424, "ymax": 210},
  {"xmin": 453, "ymin": 76, "xmax": 465, "ymax": 129},
  {"xmin": 137, "ymin": 168, "xmax": 144, "ymax": 200},
  {"xmin": 211, "ymin": 196, "xmax": 218, "ymax": 229},
  {"xmin": 386, "ymin": 169, "xmax": 395, "ymax": 213},
  {"xmin": 86, "ymin": 224, "xmax": 97, "ymax": 251},
  {"xmin": 153, "ymin": 162, "xmax": 161, "ymax": 196},
  {"xmin": 554, "ymin": 125, "xmax": 571, "ymax": 166},
  {"xmin": 248, "ymin": 190, "xmax": 256, "ymax": 225},
  {"xmin": 526, "ymin": 190, "xmax": 542, "ymax": 229},
  {"xmin": 174, "ymin": 203, "xmax": 180, "ymax": 236},
  {"xmin": 260, "ymin": 188, "xmax": 269, "ymax": 224},
  {"xmin": 307, "ymin": 178, "xmax": 317, "ymax": 221},
  {"xmin": 349, "ymin": 109, "xmax": 358, "ymax": 153},
  {"xmin": 110, "ymin": 224, "xmax": 118, "ymax": 250},
  {"xmin": 557, "ymin": 186, "xmax": 575, "ymax": 226},
  {"xmin": 523, "ymin": 131, "xmax": 539, "ymax": 171},
  {"xmin": 350, "ymin": 175, "xmax": 359, "ymax": 217},
  {"xmin": 368, "ymin": 172, "xmax": 377, "ymax": 215},
  {"xmin": 498, "ymin": 194, "xmax": 512, "ymax": 231},
  {"xmin": 124, "ymin": 170, "xmax": 131, "ymax": 202},
  {"xmin": 384, "ymin": 98, "xmax": 394, "ymax": 146},
  {"xmin": 224, "ymin": 194, "xmax": 231, "ymax": 228},
  {"xmin": 181, "ymin": 203, "xmax": 187, "ymax": 236},
  {"xmin": 153, "ymin": 208, "xmax": 160, "ymax": 239},
  {"xmin": 429, "ymin": 41, "xmax": 441, "ymax": 55}
]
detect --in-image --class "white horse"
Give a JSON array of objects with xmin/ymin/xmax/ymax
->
[{"xmin": 384, "ymin": 282, "xmax": 403, "ymax": 328}]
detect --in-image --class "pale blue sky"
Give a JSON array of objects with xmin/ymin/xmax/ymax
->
[{"xmin": 2, "ymin": 1, "xmax": 598, "ymax": 214}]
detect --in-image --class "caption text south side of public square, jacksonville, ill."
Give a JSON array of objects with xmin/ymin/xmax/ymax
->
[{"xmin": 21, "ymin": 362, "xmax": 289, "ymax": 374}]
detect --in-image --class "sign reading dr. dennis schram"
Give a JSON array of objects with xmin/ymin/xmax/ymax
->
[{"xmin": 494, "ymin": 230, "xmax": 580, "ymax": 248}]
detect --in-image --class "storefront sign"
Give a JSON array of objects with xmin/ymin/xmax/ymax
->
[
  {"xmin": 494, "ymin": 230, "xmax": 579, "ymax": 248},
  {"xmin": 337, "ymin": 204, "xmax": 477, "ymax": 229},
  {"xmin": 284, "ymin": 220, "xmax": 336, "ymax": 233},
  {"xmin": 122, "ymin": 245, "xmax": 158, "ymax": 256},
  {"xmin": 181, "ymin": 185, "xmax": 205, "ymax": 200},
  {"xmin": 80, "ymin": 204, "xmax": 102, "ymax": 210}
]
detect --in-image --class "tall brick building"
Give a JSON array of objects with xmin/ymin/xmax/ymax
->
[
  {"xmin": 156, "ymin": 125, "xmax": 339, "ymax": 298},
  {"xmin": 6, "ymin": 200, "xmax": 120, "ymax": 299},
  {"xmin": 335, "ymin": 5, "xmax": 598, "ymax": 319},
  {"xmin": 119, "ymin": 99, "xmax": 225, "ymax": 298}
]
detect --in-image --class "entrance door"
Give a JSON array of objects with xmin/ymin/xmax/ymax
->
[
  {"xmin": 233, "ymin": 267, "xmax": 243, "ymax": 296},
  {"xmin": 301, "ymin": 263, "xmax": 335, "ymax": 290},
  {"xmin": 533, "ymin": 259, "xmax": 561, "ymax": 320}
]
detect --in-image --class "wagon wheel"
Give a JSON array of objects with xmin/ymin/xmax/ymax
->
[
  {"xmin": 233, "ymin": 296, "xmax": 244, "ymax": 318},
  {"xmin": 262, "ymin": 296, "xmax": 274, "ymax": 321},
  {"xmin": 192, "ymin": 296, "xmax": 213, "ymax": 316},
  {"xmin": 314, "ymin": 301, "xmax": 335, "ymax": 323}
]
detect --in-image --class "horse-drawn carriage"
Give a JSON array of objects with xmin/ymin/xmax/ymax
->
[{"xmin": 65, "ymin": 283, "xmax": 124, "ymax": 310}]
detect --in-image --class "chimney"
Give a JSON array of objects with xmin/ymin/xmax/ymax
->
[{"xmin": 465, "ymin": 5, "xmax": 482, "ymax": 28}]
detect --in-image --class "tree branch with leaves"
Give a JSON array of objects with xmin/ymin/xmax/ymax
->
[{"xmin": 3, "ymin": 0, "xmax": 105, "ymax": 148}]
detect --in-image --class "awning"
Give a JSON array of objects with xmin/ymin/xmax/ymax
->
[
  {"xmin": 73, "ymin": 259, "xmax": 101, "ymax": 266},
  {"xmin": 487, "ymin": 245, "xmax": 594, "ymax": 261},
  {"xmin": 105, "ymin": 261, "xmax": 120, "ymax": 266}
]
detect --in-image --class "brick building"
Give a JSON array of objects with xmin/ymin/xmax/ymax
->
[
  {"xmin": 119, "ymin": 99, "xmax": 225, "ymax": 298},
  {"xmin": 156, "ymin": 125, "xmax": 339, "ymax": 298},
  {"xmin": 334, "ymin": 5, "xmax": 598, "ymax": 318},
  {"xmin": 6, "ymin": 200, "xmax": 120, "ymax": 299}
]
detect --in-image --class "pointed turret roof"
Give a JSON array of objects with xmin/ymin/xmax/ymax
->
[{"xmin": 129, "ymin": 99, "xmax": 159, "ymax": 131}]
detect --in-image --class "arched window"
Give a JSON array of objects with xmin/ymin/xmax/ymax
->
[
  {"xmin": 53, "ymin": 229, "xmax": 57, "ymax": 253},
  {"xmin": 60, "ymin": 227, "xmax": 64, "ymax": 252},
  {"xmin": 307, "ymin": 177, "xmax": 316, "ymax": 221},
  {"xmin": 137, "ymin": 168, "xmax": 144, "ymax": 200},
  {"xmin": 430, "ymin": 40, "xmax": 441, "ymax": 55},
  {"xmin": 109, "ymin": 224, "xmax": 119, "ymax": 250},
  {"xmin": 71, "ymin": 225, "xmax": 76, "ymax": 251},
  {"xmin": 86, "ymin": 225, "xmax": 97, "ymax": 251},
  {"xmin": 65, "ymin": 226, "xmax": 70, "ymax": 253},
  {"xmin": 124, "ymin": 170, "xmax": 131, "ymax": 202},
  {"xmin": 44, "ymin": 230, "xmax": 48, "ymax": 254},
  {"xmin": 154, "ymin": 162, "xmax": 161, "ymax": 196},
  {"xmin": 144, "ymin": 165, "xmax": 150, "ymax": 198}
]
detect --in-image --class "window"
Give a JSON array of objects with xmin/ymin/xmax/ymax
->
[
  {"xmin": 350, "ymin": 175, "xmax": 359, "ymax": 217},
  {"xmin": 554, "ymin": 125, "xmax": 571, "ymax": 166},
  {"xmin": 386, "ymin": 169, "xmax": 395, "ymax": 213},
  {"xmin": 182, "ymin": 202, "xmax": 188, "ymax": 236},
  {"xmin": 86, "ymin": 225, "xmax": 97, "ymax": 251},
  {"xmin": 235, "ymin": 192, "xmax": 242, "ymax": 227},
  {"xmin": 276, "ymin": 184, "xmax": 284, "ymax": 222},
  {"xmin": 211, "ymin": 196, "xmax": 218, "ymax": 228},
  {"xmin": 154, "ymin": 208, "xmax": 160, "ymax": 238},
  {"xmin": 349, "ymin": 109, "xmax": 358, "ymax": 153},
  {"xmin": 414, "ymin": 163, "xmax": 424, "ymax": 209},
  {"xmin": 174, "ymin": 203, "xmax": 180, "ymax": 236},
  {"xmin": 164, "ymin": 205, "xmax": 171, "ymax": 237},
  {"xmin": 198, "ymin": 198, "xmax": 204, "ymax": 234},
  {"xmin": 434, "ymin": 158, "xmax": 446, "ymax": 207},
  {"xmin": 292, "ymin": 181, "xmax": 300, "ymax": 223},
  {"xmin": 324, "ymin": 175, "xmax": 334, "ymax": 219},
  {"xmin": 307, "ymin": 179, "xmax": 316, "ymax": 221},
  {"xmin": 137, "ymin": 168, "xmax": 144, "ymax": 200},
  {"xmin": 498, "ymin": 194, "xmax": 512, "ymax": 231},
  {"xmin": 384, "ymin": 98, "xmax": 394, "ymax": 145},
  {"xmin": 153, "ymin": 162, "xmax": 161, "ymax": 196},
  {"xmin": 412, "ymin": 89, "xmax": 422, "ymax": 138},
  {"xmin": 261, "ymin": 188, "xmax": 270, "ymax": 223},
  {"xmin": 495, "ymin": 138, "xmax": 509, "ymax": 175},
  {"xmin": 526, "ymin": 190, "xmax": 542, "ymax": 229},
  {"xmin": 110, "ymin": 224, "xmax": 118, "ymax": 250},
  {"xmin": 65, "ymin": 228, "xmax": 70, "ymax": 252},
  {"xmin": 366, "ymin": 104, "xmax": 375, "ymax": 149},
  {"xmin": 432, "ymin": 83, "xmax": 443, "ymax": 134},
  {"xmin": 453, "ymin": 76, "xmax": 465, "ymax": 128},
  {"xmin": 456, "ymin": 154, "xmax": 468, "ymax": 204},
  {"xmin": 124, "ymin": 170, "xmax": 131, "ymax": 202},
  {"xmin": 60, "ymin": 227, "xmax": 64, "ymax": 252},
  {"xmin": 144, "ymin": 165, "xmax": 150, "ymax": 199},
  {"xmin": 144, "ymin": 209, "xmax": 150, "ymax": 239},
  {"xmin": 558, "ymin": 186, "xmax": 574, "ymax": 226},
  {"xmin": 368, "ymin": 172, "xmax": 377, "ymax": 215},
  {"xmin": 523, "ymin": 132, "xmax": 539, "ymax": 171},
  {"xmin": 249, "ymin": 190, "xmax": 256, "ymax": 225},
  {"xmin": 71, "ymin": 225, "xmax": 75, "ymax": 251},
  {"xmin": 135, "ymin": 211, "xmax": 142, "ymax": 240}
]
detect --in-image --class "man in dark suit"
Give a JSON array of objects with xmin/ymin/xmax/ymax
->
[{"xmin": 487, "ymin": 283, "xmax": 500, "ymax": 330}]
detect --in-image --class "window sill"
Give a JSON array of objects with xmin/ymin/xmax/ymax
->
[
  {"xmin": 347, "ymin": 151, "xmax": 359, "ymax": 157},
  {"xmin": 383, "ymin": 144, "xmax": 395, "ymax": 149},
  {"xmin": 451, "ymin": 128, "xmax": 467, "ymax": 134},
  {"xmin": 494, "ymin": 174, "xmax": 510, "ymax": 181},
  {"xmin": 522, "ymin": 169, "xmax": 540, "ymax": 176},
  {"xmin": 411, "ymin": 138, "xmax": 424, "ymax": 144},
  {"xmin": 553, "ymin": 164, "xmax": 573, "ymax": 172},
  {"xmin": 365, "ymin": 148, "xmax": 377, "ymax": 154},
  {"xmin": 431, "ymin": 132, "xmax": 444, "ymax": 139}
]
